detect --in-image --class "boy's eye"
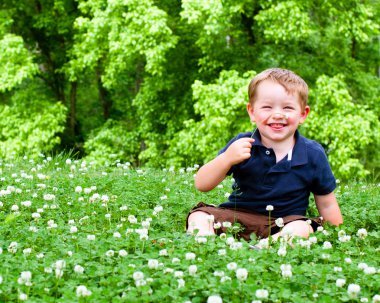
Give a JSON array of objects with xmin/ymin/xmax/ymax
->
[
  {"xmin": 284, "ymin": 106, "xmax": 295, "ymax": 110},
  {"xmin": 262, "ymin": 106, "xmax": 271, "ymax": 109}
]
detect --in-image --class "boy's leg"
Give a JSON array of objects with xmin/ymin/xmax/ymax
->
[
  {"xmin": 187, "ymin": 211, "xmax": 215, "ymax": 236},
  {"xmin": 272, "ymin": 220, "xmax": 313, "ymax": 240}
]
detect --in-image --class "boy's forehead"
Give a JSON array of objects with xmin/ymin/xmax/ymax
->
[{"xmin": 255, "ymin": 80, "xmax": 297, "ymax": 99}]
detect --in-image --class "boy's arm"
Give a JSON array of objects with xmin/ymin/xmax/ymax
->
[
  {"xmin": 195, "ymin": 137, "xmax": 254, "ymax": 192},
  {"xmin": 314, "ymin": 192, "xmax": 343, "ymax": 226}
]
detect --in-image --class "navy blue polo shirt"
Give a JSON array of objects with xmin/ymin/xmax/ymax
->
[{"xmin": 218, "ymin": 130, "xmax": 336, "ymax": 218}]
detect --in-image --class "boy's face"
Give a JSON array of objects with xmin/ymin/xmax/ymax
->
[{"xmin": 247, "ymin": 80, "xmax": 310, "ymax": 146}]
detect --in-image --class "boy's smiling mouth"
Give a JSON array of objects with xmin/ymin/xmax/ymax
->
[{"xmin": 268, "ymin": 123, "xmax": 287, "ymax": 129}]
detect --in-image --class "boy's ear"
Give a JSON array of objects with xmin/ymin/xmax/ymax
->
[
  {"xmin": 247, "ymin": 103, "xmax": 255, "ymax": 123},
  {"xmin": 299, "ymin": 105, "xmax": 310, "ymax": 124}
]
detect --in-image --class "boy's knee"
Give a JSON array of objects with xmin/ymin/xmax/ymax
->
[
  {"xmin": 282, "ymin": 220, "xmax": 313, "ymax": 238},
  {"xmin": 188, "ymin": 211, "xmax": 209, "ymax": 225}
]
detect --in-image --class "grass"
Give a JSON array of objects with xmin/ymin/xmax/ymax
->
[{"xmin": 0, "ymin": 156, "xmax": 379, "ymax": 302}]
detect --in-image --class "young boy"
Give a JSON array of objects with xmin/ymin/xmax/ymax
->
[{"xmin": 187, "ymin": 68, "xmax": 343, "ymax": 241}]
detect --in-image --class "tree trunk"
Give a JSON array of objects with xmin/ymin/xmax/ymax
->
[
  {"xmin": 96, "ymin": 69, "xmax": 112, "ymax": 119},
  {"xmin": 69, "ymin": 81, "xmax": 78, "ymax": 137}
]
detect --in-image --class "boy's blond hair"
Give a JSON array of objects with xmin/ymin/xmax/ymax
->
[{"xmin": 248, "ymin": 68, "xmax": 309, "ymax": 110}]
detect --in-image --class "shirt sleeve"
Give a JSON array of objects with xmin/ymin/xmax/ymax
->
[{"xmin": 310, "ymin": 145, "xmax": 336, "ymax": 195}]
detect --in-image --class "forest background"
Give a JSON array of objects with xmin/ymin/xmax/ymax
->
[{"xmin": 0, "ymin": 0, "xmax": 379, "ymax": 181}]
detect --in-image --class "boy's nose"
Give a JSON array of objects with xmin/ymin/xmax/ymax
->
[{"xmin": 271, "ymin": 112, "xmax": 286, "ymax": 119}]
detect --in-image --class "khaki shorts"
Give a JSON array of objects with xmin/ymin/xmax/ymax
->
[{"xmin": 187, "ymin": 202, "xmax": 323, "ymax": 241}]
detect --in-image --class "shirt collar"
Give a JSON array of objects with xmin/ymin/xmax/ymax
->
[{"xmin": 251, "ymin": 129, "xmax": 308, "ymax": 167}]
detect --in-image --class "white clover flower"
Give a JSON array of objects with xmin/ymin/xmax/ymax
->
[
  {"xmin": 257, "ymin": 238, "xmax": 269, "ymax": 249},
  {"xmin": 128, "ymin": 215, "xmax": 138, "ymax": 224},
  {"xmin": 373, "ymin": 294, "xmax": 380, "ymax": 302},
  {"xmin": 236, "ymin": 268, "xmax": 248, "ymax": 281},
  {"xmin": 76, "ymin": 285, "xmax": 92, "ymax": 297},
  {"xmin": 213, "ymin": 222, "xmax": 221, "ymax": 229},
  {"xmin": 226, "ymin": 237, "xmax": 235, "ymax": 245},
  {"xmin": 55, "ymin": 260, "xmax": 66, "ymax": 270},
  {"xmin": 86, "ymin": 234, "xmax": 96, "ymax": 241},
  {"xmin": 266, "ymin": 205, "xmax": 274, "ymax": 211},
  {"xmin": 159, "ymin": 249, "xmax": 168, "ymax": 256},
  {"xmin": 364, "ymin": 267, "xmax": 376, "ymax": 275},
  {"xmin": 132, "ymin": 271, "xmax": 144, "ymax": 281},
  {"xmin": 70, "ymin": 226, "xmax": 78, "ymax": 233},
  {"xmin": 44, "ymin": 267, "xmax": 53, "ymax": 274},
  {"xmin": 224, "ymin": 192, "xmax": 230, "ymax": 198},
  {"xmin": 43, "ymin": 194, "xmax": 55, "ymax": 201},
  {"xmin": 11, "ymin": 204, "xmax": 19, "ymax": 212},
  {"xmin": 361, "ymin": 298, "xmax": 369, "ymax": 303},
  {"xmin": 19, "ymin": 293, "xmax": 28, "ymax": 301},
  {"xmin": 36, "ymin": 253, "xmax": 44, "ymax": 259},
  {"xmin": 358, "ymin": 262, "xmax": 368, "ymax": 270},
  {"xmin": 317, "ymin": 226, "xmax": 324, "ymax": 232},
  {"xmin": 220, "ymin": 276, "xmax": 232, "ymax": 283},
  {"xmin": 195, "ymin": 237, "xmax": 207, "ymax": 244},
  {"xmin": 222, "ymin": 221, "xmax": 232, "ymax": 228},
  {"xmin": 8, "ymin": 241, "xmax": 18, "ymax": 254},
  {"xmin": 185, "ymin": 252, "xmax": 196, "ymax": 260},
  {"xmin": 18, "ymin": 271, "xmax": 32, "ymax": 286},
  {"xmin": 255, "ymin": 289, "xmax": 269, "ymax": 299},
  {"xmin": 277, "ymin": 247, "xmax": 287, "ymax": 257},
  {"xmin": 21, "ymin": 201, "xmax": 32, "ymax": 207},
  {"xmin": 275, "ymin": 218, "xmax": 284, "ymax": 227},
  {"xmin": 219, "ymin": 233, "xmax": 227, "ymax": 240},
  {"xmin": 23, "ymin": 248, "xmax": 32, "ymax": 256},
  {"xmin": 84, "ymin": 188, "xmax": 91, "ymax": 194},
  {"xmin": 148, "ymin": 259, "xmax": 159, "ymax": 269},
  {"xmin": 177, "ymin": 278, "xmax": 185, "ymax": 288},
  {"xmin": 338, "ymin": 230, "xmax": 346, "ymax": 237},
  {"xmin": 333, "ymin": 267, "xmax": 342, "ymax": 272},
  {"xmin": 0, "ymin": 275, "xmax": 2, "ymax": 284},
  {"xmin": 174, "ymin": 271, "xmax": 183, "ymax": 278},
  {"xmin": 105, "ymin": 250, "xmax": 115, "ymax": 257},
  {"xmin": 322, "ymin": 241, "xmax": 332, "ymax": 249},
  {"xmin": 164, "ymin": 268, "xmax": 174, "ymax": 274},
  {"xmin": 65, "ymin": 159, "xmax": 72, "ymax": 165},
  {"xmin": 227, "ymin": 262, "xmax": 237, "ymax": 271},
  {"xmin": 347, "ymin": 284, "xmax": 361, "ymax": 299},
  {"xmin": 336, "ymin": 278, "xmax": 346, "ymax": 287},
  {"xmin": 141, "ymin": 220, "xmax": 150, "ymax": 229},
  {"xmin": 119, "ymin": 250, "xmax": 128, "ymax": 257},
  {"xmin": 214, "ymin": 270, "xmax": 225, "ymax": 277},
  {"xmin": 74, "ymin": 265, "xmax": 85, "ymax": 274},
  {"xmin": 113, "ymin": 232, "xmax": 121, "ymax": 238},
  {"xmin": 230, "ymin": 242, "xmax": 243, "ymax": 250},
  {"xmin": 344, "ymin": 257, "xmax": 352, "ymax": 264},
  {"xmin": 281, "ymin": 270, "xmax": 292, "ymax": 278},
  {"xmin": 207, "ymin": 295, "xmax": 223, "ymax": 303},
  {"xmin": 189, "ymin": 265, "xmax": 197, "ymax": 276},
  {"xmin": 218, "ymin": 249, "xmax": 226, "ymax": 256},
  {"xmin": 338, "ymin": 235, "xmax": 351, "ymax": 242},
  {"xmin": 153, "ymin": 205, "xmax": 163, "ymax": 213},
  {"xmin": 75, "ymin": 186, "xmax": 82, "ymax": 193},
  {"xmin": 357, "ymin": 228, "xmax": 368, "ymax": 239}
]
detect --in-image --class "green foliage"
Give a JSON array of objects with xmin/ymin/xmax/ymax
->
[
  {"xmin": 302, "ymin": 74, "xmax": 380, "ymax": 180},
  {"xmin": 0, "ymin": 0, "xmax": 379, "ymax": 181},
  {"xmin": 84, "ymin": 119, "xmax": 140, "ymax": 165},
  {"xmin": 166, "ymin": 70, "xmax": 255, "ymax": 166},
  {"xmin": 0, "ymin": 157, "xmax": 378, "ymax": 302},
  {"xmin": 66, "ymin": 0, "xmax": 177, "ymax": 88},
  {"xmin": 255, "ymin": 1, "xmax": 312, "ymax": 43},
  {"xmin": 0, "ymin": 34, "xmax": 39, "ymax": 92},
  {"xmin": 0, "ymin": 85, "xmax": 66, "ymax": 159}
]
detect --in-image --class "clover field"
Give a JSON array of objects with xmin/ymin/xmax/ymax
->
[{"xmin": 0, "ymin": 156, "xmax": 379, "ymax": 302}]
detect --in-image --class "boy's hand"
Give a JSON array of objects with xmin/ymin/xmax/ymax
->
[{"xmin": 223, "ymin": 137, "xmax": 254, "ymax": 166}]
